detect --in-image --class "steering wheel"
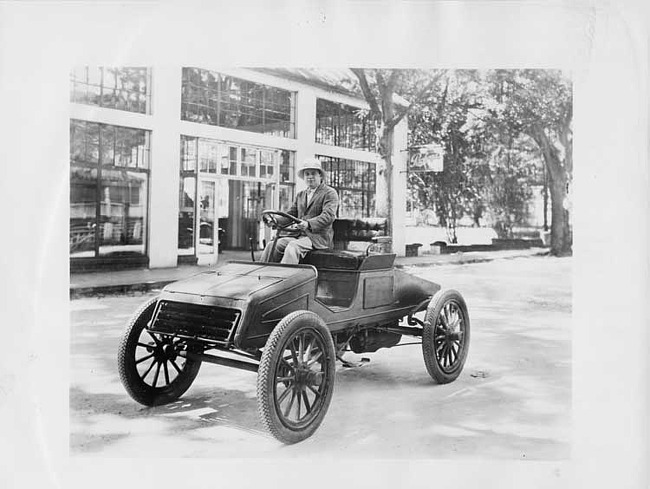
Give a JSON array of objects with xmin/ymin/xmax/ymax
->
[{"xmin": 261, "ymin": 210, "xmax": 302, "ymax": 230}]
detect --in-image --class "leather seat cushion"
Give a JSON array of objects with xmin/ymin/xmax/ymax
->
[{"xmin": 302, "ymin": 249, "xmax": 366, "ymax": 270}]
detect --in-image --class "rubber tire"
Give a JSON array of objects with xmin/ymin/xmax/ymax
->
[
  {"xmin": 422, "ymin": 289, "xmax": 470, "ymax": 384},
  {"xmin": 117, "ymin": 296, "xmax": 202, "ymax": 406},
  {"xmin": 257, "ymin": 310, "xmax": 336, "ymax": 444}
]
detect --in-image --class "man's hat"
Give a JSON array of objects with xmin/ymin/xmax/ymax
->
[{"xmin": 297, "ymin": 157, "xmax": 325, "ymax": 179}]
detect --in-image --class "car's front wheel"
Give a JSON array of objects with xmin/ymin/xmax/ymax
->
[
  {"xmin": 117, "ymin": 297, "xmax": 202, "ymax": 406},
  {"xmin": 257, "ymin": 310, "xmax": 336, "ymax": 444},
  {"xmin": 422, "ymin": 289, "xmax": 470, "ymax": 383}
]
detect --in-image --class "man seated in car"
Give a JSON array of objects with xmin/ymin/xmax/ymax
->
[{"xmin": 260, "ymin": 157, "xmax": 339, "ymax": 264}]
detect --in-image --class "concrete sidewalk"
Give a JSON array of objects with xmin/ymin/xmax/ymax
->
[{"xmin": 70, "ymin": 247, "xmax": 549, "ymax": 298}]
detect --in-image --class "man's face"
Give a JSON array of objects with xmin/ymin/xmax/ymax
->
[{"xmin": 303, "ymin": 169, "xmax": 322, "ymax": 189}]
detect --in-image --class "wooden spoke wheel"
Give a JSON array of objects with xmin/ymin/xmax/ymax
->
[
  {"xmin": 117, "ymin": 297, "xmax": 202, "ymax": 406},
  {"xmin": 422, "ymin": 289, "xmax": 470, "ymax": 384},
  {"xmin": 257, "ymin": 311, "xmax": 336, "ymax": 444}
]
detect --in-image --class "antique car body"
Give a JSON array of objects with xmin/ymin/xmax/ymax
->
[
  {"xmin": 153, "ymin": 256, "xmax": 438, "ymax": 350},
  {"xmin": 118, "ymin": 213, "xmax": 470, "ymax": 444}
]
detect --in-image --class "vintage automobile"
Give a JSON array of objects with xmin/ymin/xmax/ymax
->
[{"xmin": 117, "ymin": 211, "xmax": 470, "ymax": 444}]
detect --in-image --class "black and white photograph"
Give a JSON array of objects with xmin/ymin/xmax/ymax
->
[
  {"xmin": 1, "ymin": 2, "xmax": 647, "ymax": 489},
  {"xmin": 68, "ymin": 66, "xmax": 572, "ymax": 457}
]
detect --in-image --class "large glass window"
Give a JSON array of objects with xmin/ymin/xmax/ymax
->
[
  {"xmin": 179, "ymin": 136, "xmax": 295, "ymax": 255},
  {"xmin": 180, "ymin": 135, "xmax": 286, "ymax": 182},
  {"xmin": 319, "ymin": 156, "xmax": 376, "ymax": 218},
  {"xmin": 316, "ymin": 99, "xmax": 377, "ymax": 151},
  {"xmin": 181, "ymin": 68, "xmax": 296, "ymax": 138},
  {"xmin": 70, "ymin": 67, "xmax": 151, "ymax": 114},
  {"xmin": 70, "ymin": 120, "xmax": 150, "ymax": 260}
]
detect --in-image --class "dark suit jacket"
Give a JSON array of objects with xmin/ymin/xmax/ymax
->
[{"xmin": 287, "ymin": 183, "xmax": 339, "ymax": 249}]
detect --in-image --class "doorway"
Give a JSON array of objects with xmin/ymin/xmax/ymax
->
[{"xmin": 220, "ymin": 180, "xmax": 274, "ymax": 251}]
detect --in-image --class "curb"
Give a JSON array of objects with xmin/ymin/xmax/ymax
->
[
  {"xmin": 394, "ymin": 249, "xmax": 550, "ymax": 269},
  {"xmin": 70, "ymin": 280, "xmax": 176, "ymax": 300},
  {"xmin": 70, "ymin": 249, "xmax": 551, "ymax": 299}
]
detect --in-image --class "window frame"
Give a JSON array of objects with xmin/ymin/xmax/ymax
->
[
  {"xmin": 315, "ymin": 98, "xmax": 378, "ymax": 151},
  {"xmin": 181, "ymin": 68, "xmax": 296, "ymax": 138},
  {"xmin": 70, "ymin": 119, "xmax": 151, "ymax": 263},
  {"xmin": 70, "ymin": 67, "xmax": 152, "ymax": 114}
]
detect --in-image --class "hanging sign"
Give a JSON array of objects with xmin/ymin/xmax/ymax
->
[{"xmin": 409, "ymin": 143, "xmax": 444, "ymax": 172}]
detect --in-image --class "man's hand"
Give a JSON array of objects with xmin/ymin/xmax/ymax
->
[{"xmin": 297, "ymin": 220, "xmax": 310, "ymax": 231}]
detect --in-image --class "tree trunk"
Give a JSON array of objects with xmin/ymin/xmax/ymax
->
[
  {"xmin": 548, "ymin": 172, "xmax": 571, "ymax": 256},
  {"xmin": 530, "ymin": 126, "xmax": 572, "ymax": 256}
]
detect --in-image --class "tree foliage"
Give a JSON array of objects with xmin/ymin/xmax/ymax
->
[
  {"xmin": 408, "ymin": 70, "xmax": 486, "ymax": 242},
  {"xmin": 406, "ymin": 69, "xmax": 571, "ymax": 252},
  {"xmin": 347, "ymin": 68, "xmax": 572, "ymax": 254},
  {"xmin": 471, "ymin": 70, "xmax": 572, "ymax": 253},
  {"xmin": 349, "ymin": 69, "xmax": 445, "ymax": 229}
]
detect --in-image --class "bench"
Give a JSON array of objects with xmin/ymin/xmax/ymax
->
[
  {"xmin": 301, "ymin": 217, "xmax": 395, "ymax": 271},
  {"xmin": 332, "ymin": 217, "xmax": 391, "ymax": 252}
]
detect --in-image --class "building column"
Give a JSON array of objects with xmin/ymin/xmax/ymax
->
[
  {"xmin": 391, "ymin": 118, "xmax": 409, "ymax": 257},
  {"xmin": 148, "ymin": 66, "xmax": 182, "ymax": 268}
]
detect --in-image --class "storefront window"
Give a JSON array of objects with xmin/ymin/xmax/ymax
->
[
  {"xmin": 179, "ymin": 135, "xmax": 295, "ymax": 254},
  {"xmin": 181, "ymin": 68, "xmax": 296, "ymax": 138},
  {"xmin": 70, "ymin": 67, "xmax": 151, "ymax": 114},
  {"xmin": 98, "ymin": 169, "xmax": 148, "ymax": 256},
  {"xmin": 319, "ymin": 156, "xmax": 376, "ymax": 218},
  {"xmin": 316, "ymin": 99, "xmax": 377, "ymax": 151},
  {"xmin": 70, "ymin": 120, "xmax": 150, "ymax": 261}
]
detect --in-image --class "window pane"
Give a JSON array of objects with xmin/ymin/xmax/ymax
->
[
  {"xmin": 181, "ymin": 67, "xmax": 295, "ymax": 138},
  {"xmin": 198, "ymin": 181, "xmax": 216, "ymax": 254},
  {"xmin": 182, "ymin": 134, "xmax": 291, "ymax": 182},
  {"xmin": 97, "ymin": 169, "xmax": 148, "ymax": 256},
  {"xmin": 229, "ymin": 146, "xmax": 238, "ymax": 175},
  {"xmin": 259, "ymin": 150, "xmax": 275, "ymax": 179},
  {"xmin": 70, "ymin": 120, "xmax": 151, "ymax": 262},
  {"xmin": 219, "ymin": 144, "xmax": 230, "ymax": 175},
  {"xmin": 318, "ymin": 156, "xmax": 376, "ymax": 218},
  {"xmin": 112, "ymin": 126, "xmax": 149, "ymax": 168},
  {"xmin": 198, "ymin": 140, "xmax": 210, "ymax": 173},
  {"xmin": 70, "ymin": 166, "xmax": 98, "ymax": 257},
  {"xmin": 280, "ymin": 150, "xmax": 295, "ymax": 183},
  {"xmin": 178, "ymin": 177, "xmax": 196, "ymax": 255},
  {"xmin": 70, "ymin": 120, "xmax": 100, "ymax": 165},
  {"xmin": 181, "ymin": 136, "xmax": 197, "ymax": 171},
  {"xmin": 200, "ymin": 140, "xmax": 218, "ymax": 173},
  {"xmin": 100, "ymin": 125, "xmax": 115, "ymax": 165},
  {"xmin": 316, "ymin": 98, "xmax": 377, "ymax": 151},
  {"xmin": 70, "ymin": 66, "xmax": 150, "ymax": 114},
  {"xmin": 240, "ymin": 147, "xmax": 257, "ymax": 177},
  {"xmin": 279, "ymin": 184, "xmax": 294, "ymax": 212}
]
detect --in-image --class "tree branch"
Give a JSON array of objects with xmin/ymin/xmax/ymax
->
[
  {"xmin": 387, "ymin": 70, "xmax": 447, "ymax": 130},
  {"xmin": 351, "ymin": 68, "xmax": 381, "ymax": 116}
]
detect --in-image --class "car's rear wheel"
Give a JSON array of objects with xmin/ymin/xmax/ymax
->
[
  {"xmin": 422, "ymin": 289, "xmax": 470, "ymax": 383},
  {"xmin": 117, "ymin": 297, "xmax": 202, "ymax": 406},
  {"xmin": 257, "ymin": 311, "xmax": 336, "ymax": 444}
]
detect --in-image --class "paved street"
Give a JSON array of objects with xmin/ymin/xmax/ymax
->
[{"xmin": 70, "ymin": 255, "xmax": 571, "ymax": 459}]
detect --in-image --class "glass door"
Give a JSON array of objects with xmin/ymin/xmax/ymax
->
[{"xmin": 198, "ymin": 180, "xmax": 216, "ymax": 255}]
